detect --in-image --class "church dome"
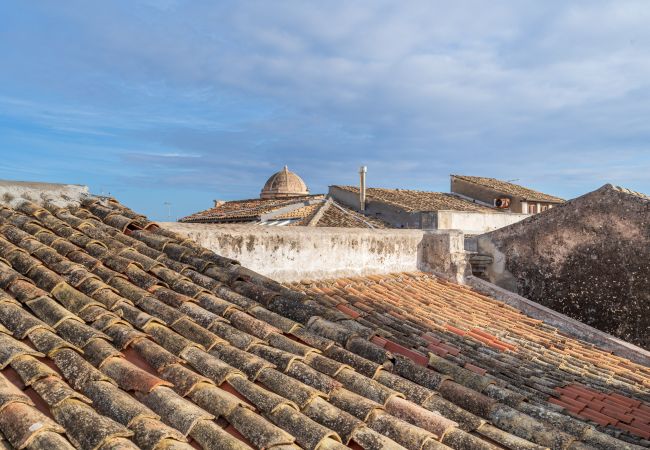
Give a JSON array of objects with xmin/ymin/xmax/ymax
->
[{"xmin": 260, "ymin": 166, "xmax": 309, "ymax": 199}]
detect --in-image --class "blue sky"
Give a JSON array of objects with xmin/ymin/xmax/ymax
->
[{"xmin": 1, "ymin": 1, "xmax": 649, "ymax": 220}]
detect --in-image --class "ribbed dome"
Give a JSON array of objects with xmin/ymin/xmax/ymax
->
[{"xmin": 260, "ymin": 166, "xmax": 309, "ymax": 199}]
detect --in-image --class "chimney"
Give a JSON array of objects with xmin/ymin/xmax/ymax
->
[
  {"xmin": 359, "ymin": 166, "xmax": 367, "ymax": 212},
  {"xmin": 213, "ymin": 200, "xmax": 225, "ymax": 208}
]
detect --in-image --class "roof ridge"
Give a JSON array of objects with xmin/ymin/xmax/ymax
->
[
  {"xmin": 306, "ymin": 197, "xmax": 332, "ymax": 226},
  {"xmin": 327, "ymin": 200, "xmax": 379, "ymax": 229}
]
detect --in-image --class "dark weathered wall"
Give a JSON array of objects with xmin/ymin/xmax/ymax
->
[{"xmin": 478, "ymin": 185, "xmax": 650, "ymax": 349}]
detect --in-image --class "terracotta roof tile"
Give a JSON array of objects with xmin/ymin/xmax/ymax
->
[{"xmin": 553, "ymin": 383, "xmax": 650, "ymax": 440}]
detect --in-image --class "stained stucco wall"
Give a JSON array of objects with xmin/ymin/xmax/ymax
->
[
  {"xmin": 477, "ymin": 185, "xmax": 650, "ymax": 349},
  {"xmin": 0, "ymin": 179, "xmax": 89, "ymax": 208},
  {"xmin": 160, "ymin": 223, "xmax": 469, "ymax": 282}
]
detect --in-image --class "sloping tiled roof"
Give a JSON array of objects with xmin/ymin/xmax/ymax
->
[
  {"xmin": 452, "ymin": 176, "xmax": 565, "ymax": 203},
  {"xmin": 273, "ymin": 203, "xmax": 323, "ymax": 221},
  {"xmin": 288, "ymin": 273, "xmax": 650, "ymax": 448},
  {"xmin": 180, "ymin": 195, "xmax": 325, "ymax": 223},
  {"xmin": 302, "ymin": 200, "xmax": 389, "ymax": 229},
  {"xmin": 0, "ymin": 193, "xmax": 646, "ymax": 450},
  {"xmin": 332, "ymin": 186, "xmax": 497, "ymax": 213}
]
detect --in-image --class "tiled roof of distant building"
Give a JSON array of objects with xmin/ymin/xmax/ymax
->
[
  {"xmin": 332, "ymin": 186, "xmax": 497, "ymax": 213},
  {"xmin": 180, "ymin": 195, "xmax": 325, "ymax": 223},
  {"xmin": 309, "ymin": 200, "xmax": 388, "ymax": 229},
  {"xmin": 273, "ymin": 202, "xmax": 323, "ymax": 221},
  {"xmin": 0, "ymin": 184, "xmax": 645, "ymax": 450},
  {"xmin": 181, "ymin": 196, "xmax": 389, "ymax": 229},
  {"xmin": 451, "ymin": 175, "xmax": 565, "ymax": 203}
]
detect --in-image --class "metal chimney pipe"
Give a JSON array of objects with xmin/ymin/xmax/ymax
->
[{"xmin": 359, "ymin": 166, "xmax": 367, "ymax": 212}]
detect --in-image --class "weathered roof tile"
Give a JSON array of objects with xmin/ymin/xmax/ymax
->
[
  {"xmin": 225, "ymin": 405, "xmax": 295, "ymax": 449},
  {"xmin": 0, "ymin": 401, "xmax": 67, "ymax": 449},
  {"xmin": 100, "ymin": 357, "xmax": 171, "ymax": 393},
  {"xmin": 31, "ymin": 375, "xmax": 91, "ymax": 408},
  {"xmin": 187, "ymin": 418, "xmax": 251, "ymax": 450},
  {"xmin": 128, "ymin": 417, "xmax": 190, "ymax": 450},
  {"xmin": 52, "ymin": 398, "xmax": 133, "ymax": 450},
  {"xmin": 269, "ymin": 404, "xmax": 341, "ymax": 450},
  {"xmin": 0, "ymin": 333, "xmax": 43, "ymax": 369},
  {"xmin": 139, "ymin": 386, "xmax": 213, "ymax": 436}
]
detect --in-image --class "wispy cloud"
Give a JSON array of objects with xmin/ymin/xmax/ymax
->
[
  {"xmin": 127, "ymin": 152, "xmax": 202, "ymax": 159},
  {"xmin": 0, "ymin": 1, "xmax": 649, "ymax": 219}
]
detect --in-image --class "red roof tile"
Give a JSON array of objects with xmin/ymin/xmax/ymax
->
[
  {"xmin": 555, "ymin": 383, "xmax": 650, "ymax": 440},
  {"xmin": 336, "ymin": 304, "xmax": 361, "ymax": 319},
  {"xmin": 464, "ymin": 363, "xmax": 487, "ymax": 377},
  {"xmin": 384, "ymin": 341, "xmax": 428, "ymax": 367}
]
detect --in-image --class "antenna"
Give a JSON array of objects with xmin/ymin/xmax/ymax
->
[
  {"xmin": 163, "ymin": 202, "xmax": 172, "ymax": 220},
  {"xmin": 359, "ymin": 166, "xmax": 367, "ymax": 212}
]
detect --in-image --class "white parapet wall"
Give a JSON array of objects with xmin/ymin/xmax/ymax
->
[
  {"xmin": 0, "ymin": 179, "xmax": 89, "ymax": 208},
  {"xmin": 160, "ymin": 223, "xmax": 469, "ymax": 282},
  {"xmin": 436, "ymin": 210, "xmax": 530, "ymax": 234}
]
